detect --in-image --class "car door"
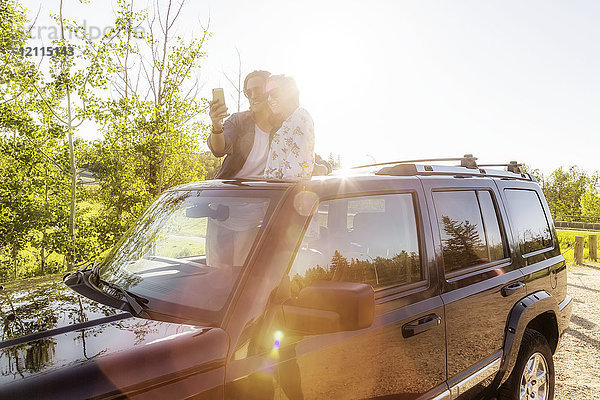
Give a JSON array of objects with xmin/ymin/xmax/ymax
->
[
  {"xmin": 495, "ymin": 181, "xmax": 567, "ymax": 303},
  {"xmin": 421, "ymin": 177, "xmax": 525, "ymax": 399},
  {"xmin": 224, "ymin": 181, "xmax": 448, "ymax": 400}
]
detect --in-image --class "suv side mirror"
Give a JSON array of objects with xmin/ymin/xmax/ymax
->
[{"xmin": 281, "ymin": 281, "xmax": 374, "ymax": 335}]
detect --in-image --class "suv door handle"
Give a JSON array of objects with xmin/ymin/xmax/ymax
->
[
  {"xmin": 402, "ymin": 314, "xmax": 442, "ymax": 338},
  {"xmin": 501, "ymin": 281, "xmax": 525, "ymax": 297}
]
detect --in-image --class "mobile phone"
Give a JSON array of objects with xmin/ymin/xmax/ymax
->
[{"xmin": 212, "ymin": 88, "xmax": 226, "ymax": 106}]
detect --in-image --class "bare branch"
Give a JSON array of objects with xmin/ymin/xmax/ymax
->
[
  {"xmin": 167, "ymin": 0, "xmax": 185, "ymax": 31},
  {"xmin": 27, "ymin": 4, "xmax": 42, "ymax": 35},
  {"xmin": 31, "ymin": 83, "xmax": 67, "ymax": 125}
]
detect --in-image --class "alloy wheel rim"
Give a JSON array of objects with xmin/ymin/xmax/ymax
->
[{"xmin": 519, "ymin": 352, "xmax": 549, "ymax": 400}]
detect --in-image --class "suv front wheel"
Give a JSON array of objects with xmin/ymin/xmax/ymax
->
[{"xmin": 499, "ymin": 329, "xmax": 555, "ymax": 400}]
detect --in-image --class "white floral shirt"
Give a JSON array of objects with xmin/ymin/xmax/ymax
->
[{"xmin": 264, "ymin": 107, "xmax": 315, "ymax": 181}]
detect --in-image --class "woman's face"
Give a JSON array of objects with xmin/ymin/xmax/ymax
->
[{"xmin": 266, "ymin": 80, "xmax": 288, "ymax": 116}]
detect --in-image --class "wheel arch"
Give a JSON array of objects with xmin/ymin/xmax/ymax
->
[
  {"xmin": 492, "ymin": 290, "xmax": 560, "ymax": 389},
  {"xmin": 526, "ymin": 311, "xmax": 559, "ymax": 354}
]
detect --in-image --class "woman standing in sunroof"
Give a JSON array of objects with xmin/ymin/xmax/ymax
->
[{"xmin": 263, "ymin": 75, "xmax": 315, "ymax": 181}]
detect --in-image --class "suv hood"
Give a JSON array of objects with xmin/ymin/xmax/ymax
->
[
  {"xmin": 1, "ymin": 274, "xmax": 127, "ymax": 346},
  {"xmin": 0, "ymin": 274, "xmax": 228, "ymax": 395}
]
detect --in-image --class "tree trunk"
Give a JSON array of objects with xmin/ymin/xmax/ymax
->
[
  {"xmin": 67, "ymin": 98, "xmax": 77, "ymax": 269},
  {"xmin": 40, "ymin": 231, "xmax": 46, "ymax": 275},
  {"xmin": 158, "ymin": 145, "xmax": 166, "ymax": 195},
  {"xmin": 41, "ymin": 169, "xmax": 48, "ymax": 275},
  {"xmin": 59, "ymin": 0, "xmax": 77, "ymax": 269},
  {"xmin": 12, "ymin": 245, "xmax": 18, "ymax": 280}
]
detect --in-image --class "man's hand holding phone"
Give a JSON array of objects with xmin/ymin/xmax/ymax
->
[{"xmin": 210, "ymin": 88, "xmax": 229, "ymax": 133}]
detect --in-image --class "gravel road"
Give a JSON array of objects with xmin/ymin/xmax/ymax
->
[{"xmin": 554, "ymin": 262, "xmax": 600, "ymax": 399}]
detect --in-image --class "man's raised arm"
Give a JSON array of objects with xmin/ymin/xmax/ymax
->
[{"xmin": 208, "ymin": 99, "xmax": 230, "ymax": 156}]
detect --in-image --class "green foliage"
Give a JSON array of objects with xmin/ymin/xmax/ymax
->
[
  {"xmin": 1, "ymin": 0, "xmax": 213, "ymax": 282},
  {"xmin": 556, "ymin": 230, "xmax": 600, "ymax": 264},
  {"xmin": 580, "ymin": 185, "xmax": 600, "ymax": 217},
  {"xmin": 197, "ymin": 151, "xmax": 223, "ymax": 180},
  {"xmin": 540, "ymin": 166, "xmax": 598, "ymax": 216},
  {"xmin": 0, "ymin": 0, "xmax": 72, "ymax": 280},
  {"xmin": 82, "ymin": 1, "xmax": 212, "ymax": 250}
]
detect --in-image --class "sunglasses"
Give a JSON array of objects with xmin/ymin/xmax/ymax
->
[
  {"xmin": 244, "ymin": 87, "xmax": 266, "ymax": 99},
  {"xmin": 266, "ymin": 88, "xmax": 283, "ymax": 100}
]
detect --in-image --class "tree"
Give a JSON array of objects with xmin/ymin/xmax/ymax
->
[
  {"xmin": 580, "ymin": 185, "xmax": 600, "ymax": 217},
  {"xmin": 197, "ymin": 151, "xmax": 223, "ymax": 180},
  {"xmin": 86, "ymin": 0, "xmax": 212, "ymax": 250},
  {"xmin": 327, "ymin": 152, "xmax": 342, "ymax": 170},
  {"xmin": 6, "ymin": 0, "xmax": 133, "ymax": 269},
  {"xmin": 541, "ymin": 166, "xmax": 593, "ymax": 216},
  {"xmin": 441, "ymin": 216, "xmax": 485, "ymax": 269},
  {"xmin": 1, "ymin": 0, "xmax": 214, "ymax": 281},
  {"xmin": 0, "ymin": 0, "xmax": 71, "ymax": 279},
  {"xmin": 329, "ymin": 250, "xmax": 349, "ymax": 281},
  {"xmin": 222, "ymin": 48, "xmax": 245, "ymax": 113}
]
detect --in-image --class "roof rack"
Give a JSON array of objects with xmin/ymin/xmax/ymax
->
[
  {"xmin": 350, "ymin": 154, "xmax": 534, "ymax": 182},
  {"xmin": 478, "ymin": 161, "xmax": 522, "ymax": 174},
  {"xmin": 351, "ymin": 154, "xmax": 479, "ymax": 169}
]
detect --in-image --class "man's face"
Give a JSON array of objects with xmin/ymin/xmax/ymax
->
[{"xmin": 245, "ymin": 76, "xmax": 268, "ymax": 113}]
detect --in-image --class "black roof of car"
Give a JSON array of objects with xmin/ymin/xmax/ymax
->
[{"xmin": 172, "ymin": 154, "xmax": 536, "ymax": 192}]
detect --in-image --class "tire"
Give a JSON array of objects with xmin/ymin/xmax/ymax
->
[{"xmin": 498, "ymin": 328, "xmax": 555, "ymax": 400}]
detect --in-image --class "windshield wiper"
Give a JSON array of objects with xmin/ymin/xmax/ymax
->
[{"xmin": 64, "ymin": 263, "xmax": 150, "ymax": 318}]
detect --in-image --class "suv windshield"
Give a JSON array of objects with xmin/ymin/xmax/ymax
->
[{"xmin": 98, "ymin": 188, "xmax": 280, "ymax": 319}]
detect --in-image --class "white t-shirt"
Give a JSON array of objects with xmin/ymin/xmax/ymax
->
[{"xmin": 235, "ymin": 125, "xmax": 270, "ymax": 179}]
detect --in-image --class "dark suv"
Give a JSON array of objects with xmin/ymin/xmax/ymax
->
[{"xmin": 0, "ymin": 156, "xmax": 572, "ymax": 400}]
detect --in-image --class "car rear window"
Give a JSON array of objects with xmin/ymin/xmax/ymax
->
[{"xmin": 504, "ymin": 189, "xmax": 553, "ymax": 255}]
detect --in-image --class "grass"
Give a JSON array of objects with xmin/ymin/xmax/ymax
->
[{"xmin": 556, "ymin": 229, "xmax": 600, "ymax": 264}]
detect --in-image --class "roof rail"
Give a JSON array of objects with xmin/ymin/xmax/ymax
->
[
  {"xmin": 350, "ymin": 154, "xmax": 534, "ymax": 182},
  {"xmin": 478, "ymin": 161, "xmax": 522, "ymax": 173},
  {"xmin": 352, "ymin": 154, "xmax": 478, "ymax": 169},
  {"xmin": 375, "ymin": 164, "xmax": 534, "ymax": 181}
]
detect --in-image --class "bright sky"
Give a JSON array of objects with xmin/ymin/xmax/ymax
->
[{"xmin": 21, "ymin": 0, "xmax": 600, "ymax": 174}]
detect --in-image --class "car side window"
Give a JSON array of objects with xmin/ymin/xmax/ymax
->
[
  {"xmin": 478, "ymin": 190, "xmax": 507, "ymax": 262},
  {"xmin": 287, "ymin": 193, "xmax": 422, "ymax": 296},
  {"xmin": 433, "ymin": 190, "xmax": 507, "ymax": 274},
  {"xmin": 504, "ymin": 189, "xmax": 553, "ymax": 255}
]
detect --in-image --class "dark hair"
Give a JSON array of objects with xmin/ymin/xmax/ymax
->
[{"xmin": 243, "ymin": 70, "xmax": 271, "ymax": 97}]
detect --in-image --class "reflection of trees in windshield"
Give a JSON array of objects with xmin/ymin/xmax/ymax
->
[
  {"xmin": 96, "ymin": 189, "xmax": 276, "ymax": 314},
  {"xmin": 290, "ymin": 250, "xmax": 421, "ymax": 298},
  {"xmin": 101, "ymin": 191, "xmax": 193, "ymax": 280},
  {"xmin": 440, "ymin": 216, "xmax": 487, "ymax": 271}
]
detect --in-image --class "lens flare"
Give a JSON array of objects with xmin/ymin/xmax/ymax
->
[
  {"xmin": 293, "ymin": 191, "xmax": 318, "ymax": 216},
  {"xmin": 273, "ymin": 330, "xmax": 284, "ymax": 350}
]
